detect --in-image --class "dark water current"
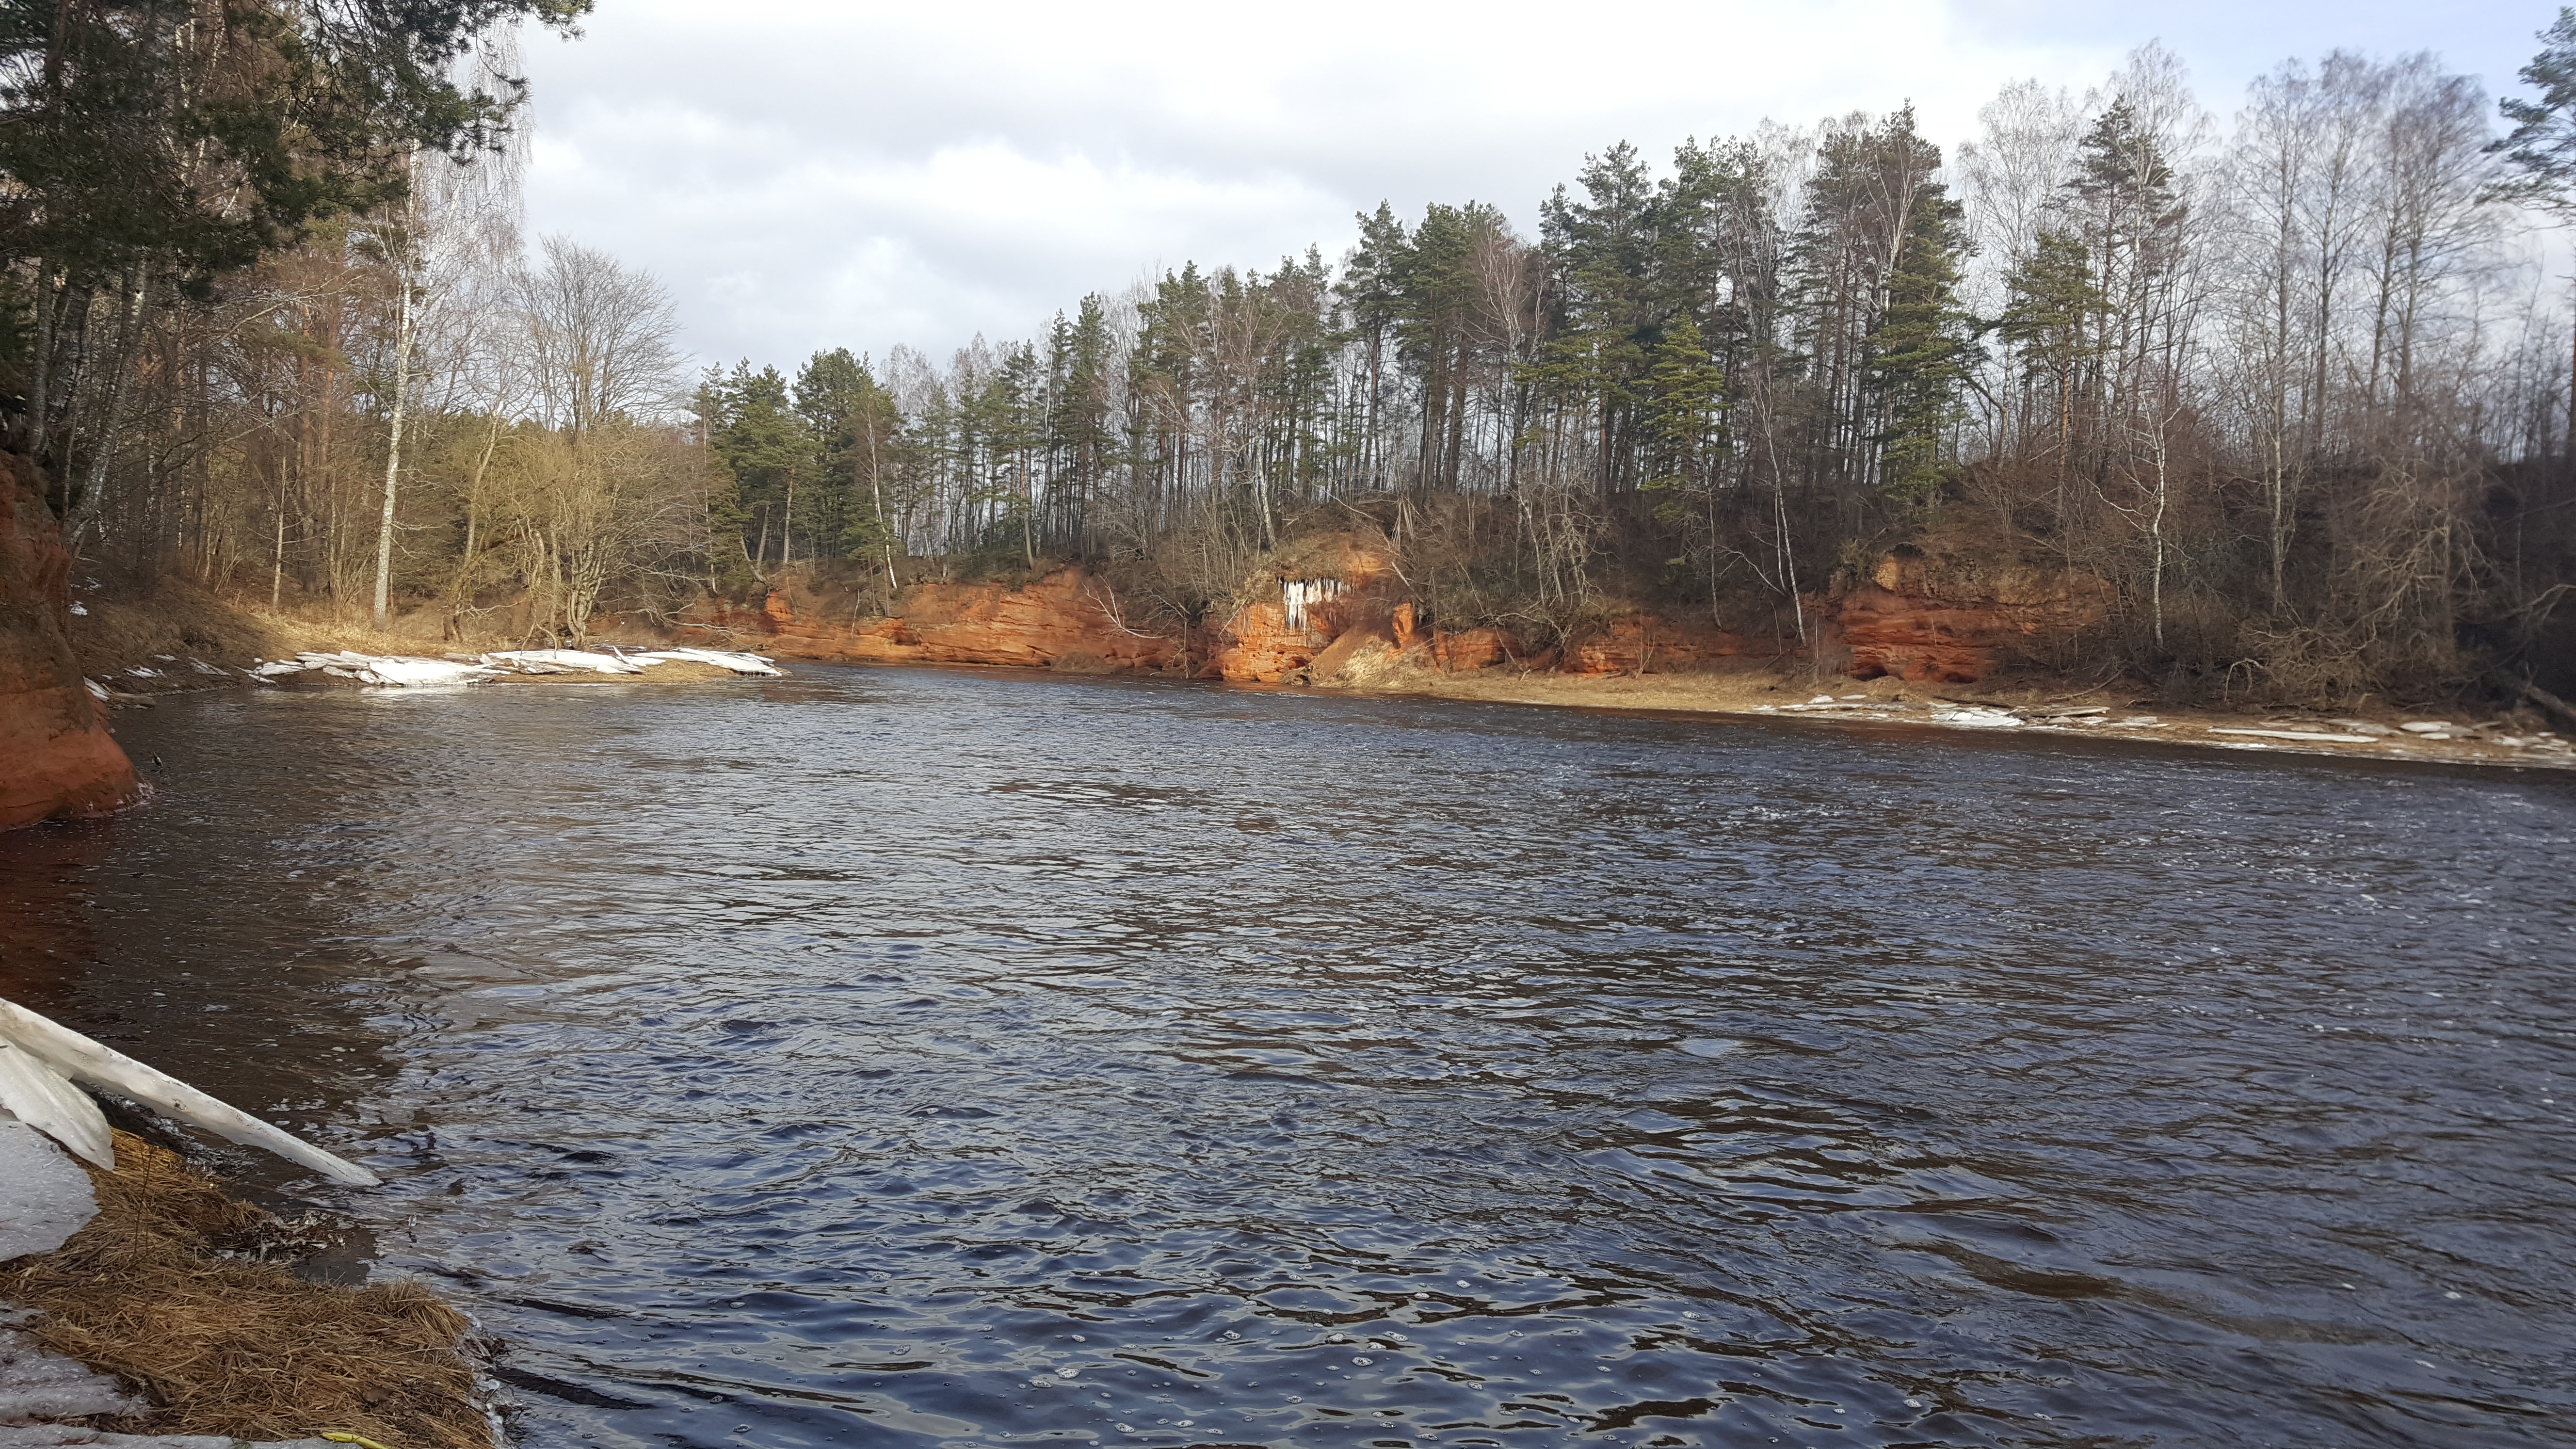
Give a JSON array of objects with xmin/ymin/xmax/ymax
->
[{"xmin": 4, "ymin": 665, "xmax": 2574, "ymax": 1449}]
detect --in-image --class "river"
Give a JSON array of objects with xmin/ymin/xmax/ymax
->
[{"xmin": 3, "ymin": 664, "xmax": 2571, "ymax": 1448}]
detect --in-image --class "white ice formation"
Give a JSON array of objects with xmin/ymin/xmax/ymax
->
[
  {"xmin": 0, "ymin": 1119, "xmax": 98, "ymax": 1260},
  {"xmin": 480, "ymin": 648, "xmax": 646, "ymax": 675},
  {"xmin": 619, "ymin": 647, "xmax": 785, "ymax": 676},
  {"xmin": 1279, "ymin": 578, "xmax": 1344, "ymax": 634},
  {"xmin": 244, "ymin": 646, "xmax": 785, "ymax": 687},
  {"xmin": 1930, "ymin": 707, "xmax": 2023, "ymax": 728},
  {"xmin": 0, "ymin": 996, "xmax": 379, "ymax": 1187}
]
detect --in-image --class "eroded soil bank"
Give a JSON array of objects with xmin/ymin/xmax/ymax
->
[
  {"xmin": 699, "ymin": 538, "xmax": 2576, "ymax": 772},
  {"xmin": 2, "ymin": 453, "xmax": 137, "ymax": 831}
]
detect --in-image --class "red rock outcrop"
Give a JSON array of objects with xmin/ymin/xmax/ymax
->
[
  {"xmin": 679, "ymin": 531, "xmax": 2098, "ymax": 692},
  {"xmin": 1430, "ymin": 627, "xmax": 1523, "ymax": 672},
  {"xmin": 1390, "ymin": 602, "xmax": 1420, "ymax": 650},
  {"xmin": 698, "ymin": 567, "xmax": 1183, "ymax": 673},
  {"xmin": 1830, "ymin": 547, "xmax": 2107, "ymax": 684},
  {"xmin": 1201, "ymin": 536, "xmax": 1405, "ymax": 682},
  {"xmin": 1561, "ymin": 614, "xmax": 1794, "ymax": 675},
  {"xmin": 1, "ymin": 454, "xmax": 138, "ymax": 831},
  {"xmin": 1203, "ymin": 598, "xmax": 1315, "ymax": 683}
]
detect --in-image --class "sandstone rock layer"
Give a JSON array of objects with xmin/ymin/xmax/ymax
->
[
  {"xmin": 1832, "ymin": 547, "xmax": 2108, "ymax": 685},
  {"xmin": 1, "ymin": 453, "xmax": 137, "ymax": 832},
  {"xmin": 703, "ymin": 568, "xmax": 1182, "ymax": 673},
  {"xmin": 692, "ymin": 536, "xmax": 2100, "ymax": 692}
]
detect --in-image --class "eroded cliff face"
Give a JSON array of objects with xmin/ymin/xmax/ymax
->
[
  {"xmin": 1, "ymin": 454, "xmax": 138, "ymax": 831},
  {"xmin": 697, "ymin": 534, "xmax": 2100, "ymax": 692},
  {"xmin": 1829, "ymin": 546, "xmax": 2108, "ymax": 685},
  {"xmin": 1560, "ymin": 615, "xmax": 1793, "ymax": 675},
  {"xmin": 702, "ymin": 567, "xmax": 1183, "ymax": 673},
  {"xmin": 1198, "ymin": 538, "xmax": 1400, "ymax": 683}
]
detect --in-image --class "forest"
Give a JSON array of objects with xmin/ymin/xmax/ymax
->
[{"xmin": 12, "ymin": 3, "xmax": 2576, "ymax": 704}]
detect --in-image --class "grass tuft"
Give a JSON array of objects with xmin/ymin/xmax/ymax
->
[{"xmin": 2, "ymin": 1130, "xmax": 494, "ymax": 1449}]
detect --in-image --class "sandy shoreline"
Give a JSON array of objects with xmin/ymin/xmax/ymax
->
[
  {"xmin": 1282, "ymin": 664, "xmax": 2576, "ymax": 773},
  {"xmin": 67, "ymin": 590, "xmax": 2574, "ymax": 774}
]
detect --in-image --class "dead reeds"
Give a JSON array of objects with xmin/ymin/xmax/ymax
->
[{"xmin": 1, "ymin": 1130, "xmax": 493, "ymax": 1449}]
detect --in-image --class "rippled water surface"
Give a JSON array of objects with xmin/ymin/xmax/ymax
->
[{"xmin": 5, "ymin": 665, "xmax": 2574, "ymax": 1448}]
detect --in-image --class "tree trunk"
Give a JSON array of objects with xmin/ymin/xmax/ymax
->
[
  {"xmin": 26, "ymin": 264, "xmax": 62, "ymax": 466},
  {"xmin": 372, "ymin": 269, "xmax": 416, "ymax": 628},
  {"xmin": 70, "ymin": 270, "xmax": 149, "ymax": 548},
  {"xmin": 271, "ymin": 483, "xmax": 287, "ymax": 611}
]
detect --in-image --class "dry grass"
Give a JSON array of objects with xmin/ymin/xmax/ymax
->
[
  {"xmin": 66, "ymin": 576, "xmax": 286, "ymax": 676},
  {"xmin": 1, "ymin": 1131, "xmax": 493, "ymax": 1449},
  {"xmin": 67, "ymin": 580, "xmax": 757, "ymax": 691},
  {"xmin": 67, "ymin": 575, "xmax": 513, "ymax": 677}
]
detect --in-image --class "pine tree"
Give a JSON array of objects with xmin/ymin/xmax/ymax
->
[
  {"xmin": 1640, "ymin": 316, "xmax": 1726, "ymax": 492},
  {"xmin": 1867, "ymin": 188, "xmax": 1974, "ymax": 507},
  {"xmin": 1396, "ymin": 204, "xmax": 1480, "ymax": 493},
  {"xmin": 1338, "ymin": 204, "xmax": 1410, "ymax": 491},
  {"xmin": 1542, "ymin": 143, "xmax": 1663, "ymax": 492},
  {"xmin": 794, "ymin": 348, "xmax": 902, "ymax": 566},
  {"xmin": 708, "ymin": 361, "xmax": 809, "ymax": 577}
]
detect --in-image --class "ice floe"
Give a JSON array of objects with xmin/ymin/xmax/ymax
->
[
  {"xmin": 619, "ymin": 646, "xmax": 786, "ymax": 676},
  {"xmin": 1931, "ymin": 706, "xmax": 2022, "ymax": 728},
  {"xmin": 0, "ymin": 996, "xmax": 378, "ymax": 1186},
  {"xmin": 0, "ymin": 1118, "xmax": 98, "ymax": 1260}
]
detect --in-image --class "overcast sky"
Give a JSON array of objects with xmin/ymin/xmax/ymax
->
[{"xmin": 513, "ymin": 0, "xmax": 2553, "ymax": 373}]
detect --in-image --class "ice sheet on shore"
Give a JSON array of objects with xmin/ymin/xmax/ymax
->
[
  {"xmin": 481, "ymin": 647, "xmax": 646, "ymax": 675},
  {"xmin": 246, "ymin": 645, "xmax": 785, "ymax": 685},
  {"xmin": 618, "ymin": 646, "xmax": 784, "ymax": 676},
  {"xmin": 478, "ymin": 646, "xmax": 783, "ymax": 676},
  {"xmin": 250, "ymin": 651, "xmax": 492, "ymax": 687},
  {"xmin": 0, "ymin": 1118, "xmax": 99, "ymax": 1260}
]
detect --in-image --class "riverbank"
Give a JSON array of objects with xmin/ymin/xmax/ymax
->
[
  {"xmin": 713, "ymin": 553, "xmax": 2576, "ymax": 773},
  {"xmin": 63, "ymin": 573, "xmax": 2576, "ymax": 773},
  {"xmin": 1366, "ymin": 663, "xmax": 2576, "ymax": 771},
  {"xmin": 66, "ymin": 579, "xmax": 777, "ymax": 707},
  {"xmin": 1, "ymin": 1130, "xmax": 493, "ymax": 1448},
  {"xmin": 1, "ymin": 456, "xmax": 135, "ymax": 831}
]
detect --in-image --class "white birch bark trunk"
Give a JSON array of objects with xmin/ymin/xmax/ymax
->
[{"xmin": 372, "ymin": 268, "xmax": 416, "ymax": 628}]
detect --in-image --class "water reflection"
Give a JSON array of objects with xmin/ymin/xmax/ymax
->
[
  {"xmin": 32, "ymin": 666, "xmax": 2576, "ymax": 1448},
  {"xmin": 0, "ymin": 714, "xmax": 396, "ymax": 1196}
]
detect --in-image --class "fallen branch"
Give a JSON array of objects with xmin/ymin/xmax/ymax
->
[{"xmin": 2517, "ymin": 678, "xmax": 2576, "ymax": 731}]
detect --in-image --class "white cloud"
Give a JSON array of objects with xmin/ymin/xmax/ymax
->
[{"xmin": 515, "ymin": 0, "xmax": 2544, "ymax": 371}]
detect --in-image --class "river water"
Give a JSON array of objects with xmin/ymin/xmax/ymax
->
[{"xmin": 3, "ymin": 665, "xmax": 2572, "ymax": 1448}]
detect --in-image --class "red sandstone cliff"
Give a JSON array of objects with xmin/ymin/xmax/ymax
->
[
  {"xmin": 1, "ymin": 453, "xmax": 138, "ymax": 831},
  {"xmin": 1828, "ymin": 545, "xmax": 2108, "ymax": 684},
  {"xmin": 698, "ymin": 567, "xmax": 1182, "ymax": 673},
  {"xmin": 692, "ymin": 534, "xmax": 2101, "ymax": 692}
]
